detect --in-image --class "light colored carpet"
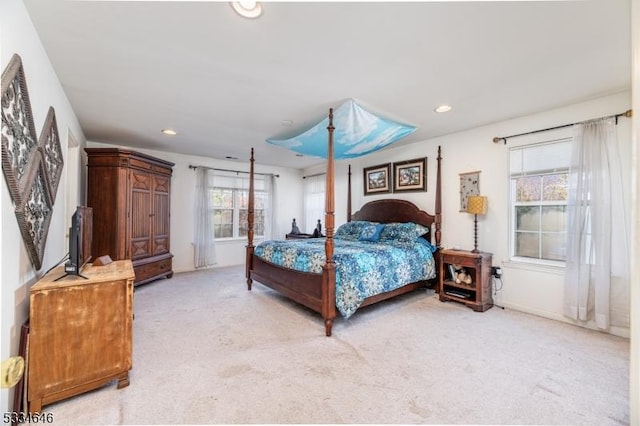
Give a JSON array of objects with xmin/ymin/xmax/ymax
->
[{"xmin": 41, "ymin": 265, "xmax": 629, "ymax": 425}]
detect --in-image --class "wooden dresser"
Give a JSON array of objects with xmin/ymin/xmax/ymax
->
[
  {"xmin": 85, "ymin": 148, "xmax": 174, "ymax": 285},
  {"xmin": 28, "ymin": 260, "xmax": 135, "ymax": 413}
]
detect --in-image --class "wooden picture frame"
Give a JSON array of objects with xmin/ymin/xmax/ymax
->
[
  {"xmin": 363, "ymin": 163, "xmax": 391, "ymax": 195},
  {"xmin": 393, "ymin": 157, "xmax": 427, "ymax": 192},
  {"xmin": 14, "ymin": 154, "xmax": 54, "ymax": 271},
  {"xmin": 38, "ymin": 107, "xmax": 64, "ymax": 203},
  {"xmin": 459, "ymin": 170, "xmax": 481, "ymax": 212},
  {"xmin": 1, "ymin": 53, "xmax": 40, "ymax": 207}
]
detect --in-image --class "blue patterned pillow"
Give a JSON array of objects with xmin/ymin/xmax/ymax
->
[
  {"xmin": 417, "ymin": 236, "xmax": 437, "ymax": 252},
  {"xmin": 379, "ymin": 222, "xmax": 430, "ymax": 243},
  {"xmin": 358, "ymin": 223, "xmax": 385, "ymax": 242},
  {"xmin": 335, "ymin": 221, "xmax": 379, "ymax": 240}
]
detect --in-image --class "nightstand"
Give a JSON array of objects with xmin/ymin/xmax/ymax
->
[{"xmin": 438, "ymin": 249, "xmax": 493, "ymax": 312}]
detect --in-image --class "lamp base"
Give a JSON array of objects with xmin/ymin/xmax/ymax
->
[{"xmin": 471, "ymin": 214, "xmax": 481, "ymax": 253}]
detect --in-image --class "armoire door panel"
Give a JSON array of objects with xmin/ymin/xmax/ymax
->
[
  {"xmin": 152, "ymin": 174, "xmax": 170, "ymax": 257},
  {"xmin": 131, "ymin": 240, "xmax": 151, "ymax": 259},
  {"xmin": 130, "ymin": 170, "xmax": 151, "ymax": 190},
  {"xmin": 131, "ymin": 190, "xmax": 151, "ymax": 239},
  {"xmin": 153, "ymin": 193, "xmax": 169, "ymax": 233},
  {"xmin": 153, "ymin": 237, "xmax": 169, "ymax": 254},
  {"xmin": 154, "ymin": 175, "xmax": 170, "ymax": 193}
]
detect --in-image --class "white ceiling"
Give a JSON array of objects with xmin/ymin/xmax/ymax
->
[{"xmin": 23, "ymin": 0, "xmax": 631, "ymax": 169}]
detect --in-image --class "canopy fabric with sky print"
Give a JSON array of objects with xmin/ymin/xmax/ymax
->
[{"xmin": 266, "ymin": 99, "xmax": 416, "ymax": 159}]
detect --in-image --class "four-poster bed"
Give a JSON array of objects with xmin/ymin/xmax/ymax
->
[{"xmin": 246, "ymin": 109, "xmax": 442, "ymax": 336}]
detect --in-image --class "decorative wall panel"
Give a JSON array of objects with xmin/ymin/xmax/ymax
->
[
  {"xmin": 15, "ymin": 155, "xmax": 53, "ymax": 271},
  {"xmin": 459, "ymin": 171, "xmax": 481, "ymax": 212},
  {"xmin": 2, "ymin": 53, "xmax": 61, "ymax": 270},
  {"xmin": 38, "ymin": 107, "xmax": 64, "ymax": 203},
  {"xmin": 1, "ymin": 53, "xmax": 39, "ymax": 207}
]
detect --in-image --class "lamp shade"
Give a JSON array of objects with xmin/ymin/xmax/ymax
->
[{"xmin": 466, "ymin": 195, "xmax": 488, "ymax": 215}]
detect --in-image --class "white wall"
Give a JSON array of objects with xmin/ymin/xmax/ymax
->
[
  {"xmin": 0, "ymin": 0, "xmax": 86, "ymax": 412},
  {"xmin": 318, "ymin": 91, "xmax": 632, "ymax": 339},
  {"xmin": 86, "ymin": 142, "xmax": 304, "ymax": 272},
  {"xmin": 630, "ymin": 0, "xmax": 639, "ymax": 423}
]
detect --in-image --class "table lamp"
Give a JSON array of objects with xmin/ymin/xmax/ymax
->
[{"xmin": 466, "ymin": 195, "xmax": 488, "ymax": 253}]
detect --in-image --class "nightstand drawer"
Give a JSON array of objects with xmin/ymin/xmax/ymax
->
[{"xmin": 444, "ymin": 253, "xmax": 474, "ymax": 266}]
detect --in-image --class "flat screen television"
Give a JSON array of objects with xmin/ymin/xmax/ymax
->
[{"xmin": 56, "ymin": 206, "xmax": 93, "ymax": 280}]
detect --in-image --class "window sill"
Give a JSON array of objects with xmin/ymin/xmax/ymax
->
[{"xmin": 503, "ymin": 257, "xmax": 565, "ymax": 275}]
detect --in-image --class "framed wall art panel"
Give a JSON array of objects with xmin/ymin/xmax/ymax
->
[
  {"xmin": 1, "ymin": 53, "xmax": 40, "ymax": 207},
  {"xmin": 38, "ymin": 107, "xmax": 64, "ymax": 202},
  {"xmin": 393, "ymin": 157, "xmax": 427, "ymax": 192},
  {"xmin": 459, "ymin": 170, "xmax": 481, "ymax": 212},
  {"xmin": 14, "ymin": 154, "xmax": 54, "ymax": 271},
  {"xmin": 363, "ymin": 163, "xmax": 392, "ymax": 195}
]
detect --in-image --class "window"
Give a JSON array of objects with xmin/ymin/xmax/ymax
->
[
  {"xmin": 509, "ymin": 139, "xmax": 571, "ymax": 262},
  {"xmin": 210, "ymin": 172, "xmax": 268, "ymax": 240},
  {"xmin": 303, "ymin": 173, "xmax": 325, "ymax": 233}
]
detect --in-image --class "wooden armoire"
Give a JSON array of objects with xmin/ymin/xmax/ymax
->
[{"xmin": 85, "ymin": 148, "xmax": 174, "ymax": 285}]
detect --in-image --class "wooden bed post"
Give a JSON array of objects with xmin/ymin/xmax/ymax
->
[
  {"xmin": 347, "ymin": 164, "xmax": 352, "ymax": 222},
  {"xmin": 322, "ymin": 109, "xmax": 337, "ymax": 336},
  {"xmin": 246, "ymin": 147, "xmax": 255, "ymax": 290},
  {"xmin": 435, "ymin": 146, "xmax": 442, "ymax": 248}
]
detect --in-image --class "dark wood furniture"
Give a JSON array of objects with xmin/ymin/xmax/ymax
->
[
  {"xmin": 246, "ymin": 109, "xmax": 443, "ymax": 336},
  {"xmin": 27, "ymin": 260, "xmax": 135, "ymax": 413},
  {"xmin": 285, "ymin": 233, "xmax": 315, "ymax": 240},
  {"xmin": 285, "ymin": 218, "xmax": 323, "ymax": 239},
  {"xmin": 438, "ymin": 249, "xmax": 493, "ymax": 311},
  {"xmin": 85, "ymin": 148, "xmax": 174, "ymax": 285}
]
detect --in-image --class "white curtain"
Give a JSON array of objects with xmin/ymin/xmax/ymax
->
[
  {"xmin": 193, "ymin": 168, "xmax": 217, "ymax": 268},
  {"xmin": 303, "ymin": 174, "xmax": 326, "ymax": 234},
  {"xmin": 263, "ymin": 174, "xmax": 276, "ymax": 239},
  {"xmin": 563, "ymin": 117, "xmax": 629, "ymax": 330}
]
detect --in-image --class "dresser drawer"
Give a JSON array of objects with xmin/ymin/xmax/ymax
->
[{"xmin": 133, "ymin": 257, "xmax": 172, "ymax": 285}]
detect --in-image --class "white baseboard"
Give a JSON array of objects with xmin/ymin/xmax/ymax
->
[{"xmin": 501, "ymin": 301, "xmax": 630, "ymax": 338}]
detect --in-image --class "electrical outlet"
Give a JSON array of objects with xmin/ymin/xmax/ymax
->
[{"xmin": 491, "ymin": 266, "xmax": 502, "ymax": 278}]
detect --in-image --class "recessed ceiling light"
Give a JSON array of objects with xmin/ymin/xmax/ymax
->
[
  {"xmin": 434, "ymin": 105, "xmax": 452, "ymax": 113},
  {"xmin": 161, "ymin": 129, "xmax": 177, "ymax": 136},
  {"xmin": 230, "ymin": 1, "xmax": 262, "ymax": 19}
]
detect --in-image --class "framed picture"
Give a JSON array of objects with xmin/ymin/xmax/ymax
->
[
  {"xmin": 38, "ymin": 107, "xmax": 64, "ymax": 203},
  {"xmin": 459, "ymin": 170, "xmax": 481, "ymax": 211},
  {"xmin": 393, "ymin": 157, "xmax": 427, "ymax": 192},
  {"xmin": 363, "ymin": 163, "xmax": 391, "ymax": 195},
  {"xmin": 14, "ymin": 154, "xmax": 54, "ymax": 271},
  {"xmin": 1, "ymin": 53, "xmax": 40, "ymax": 207}
]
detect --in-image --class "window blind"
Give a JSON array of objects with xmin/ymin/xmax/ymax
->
[{"xmin": 509, "ymin": 139, "xmax": 571, "ymax": 177}]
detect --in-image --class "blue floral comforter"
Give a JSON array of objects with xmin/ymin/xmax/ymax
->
[{"xmin": 254, "ymin": 238, "xmax": 436, "ymax": 318}]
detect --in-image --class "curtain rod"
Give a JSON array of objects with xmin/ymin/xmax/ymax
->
[
  {"xmin": 492, "ymin": 109, "xmax": 632, "ymax": 145},
  {"xmin": 188, "ymin": 164, "xmax": 279, "ymax": 178},
  {"xmin": 303, "ymin": 172, "xmax": 326, "ymax": 179}
]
